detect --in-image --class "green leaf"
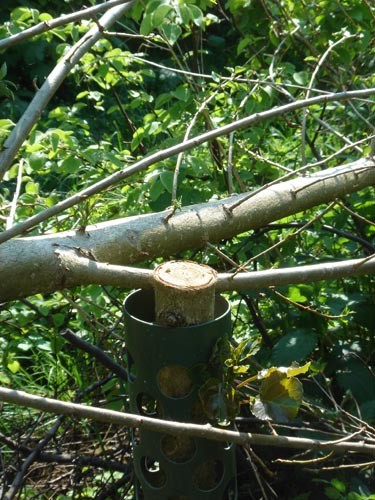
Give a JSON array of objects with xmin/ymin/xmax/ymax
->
[
  {"xmin": 271, "ymin": 329, "xmax": 317, "ymax": 365},
  {"xmin": 49, "ymin": 132, "xmax": 60, "ymax": 153},
  {"xmin": 17, "ymin": 342, "xmax": 33, "ymax": 351},
  {"xmin": 0, "ymin": 62, "xmax": 7, "ymax": 80},
  {"xmin": 288, "ymin": 286, "xmax": 308, "ymax": 303},
  {"xmin": 324, "ymin": 486, "xmax": 343, "ymax": 500},
  {"xmin": 359, "ymin": 400, "xmax": 375, "ymax": 423},
  {"xmin": 25, "ymin": 181, "xmax": 39, "ymax": 194},
  {"xmin": 0, "ymin": 119, "xmax": 14, "ymax": 131},
  {"xmin": 11, "ymin": 7, "xmax": 33, "ymax": 22},
  {"xmin": 160, "ymin": 171, "xmax": 174, "ymax": 193},
  {"xmin": 28, "ymin": 153, "xmax": 47, "ymax": 171},
  {"xmin": 293, "ymin": 71, "xmax": 309, "ymax": 85},
  {"xmin": 140, "ymin": 14, "xmax": 153, "ymax": 36},
  {"xmin": 177, "ymin": 5, "xmax": 192, "ymax": 24},
  {"xmin": 60, "ymin": 157, "xmax": 82, "ymax": 174},
  {"xmin": 336, "ymin": 359, "xmax": 375, "ymax": 405},
  {"xmin": 330, "ymin": 479, "xmax": 346, "ymax": 493},
  {"xmin": 171, "ymin": 86, "xmax": 191, "ymax": 102},
  {"xmin": 162, "ymin": 23, "xmax": 182, "ymax": 45},
  {"xmin": 152, "ymin": 4, "xmax": 174, "ymax": 28},
  {"xmin": 7, "ymin": 359, "xmax": 21, "ymax": 374},
  {"xmin": 287, "ymin": 362, "xmax": 311, "ymax": 378},
  {"xmin": 0, "ymin": 372, "xmax": 11, "ymax": 385},
  {"xmin": 149, "ymin": 178, "xmax": 165, "ymax": 201},
  {"xmin": 189, "ymin": 5, "xmax": 204, "ymax": 27},
  {"xmin": 39, "ymin": 12, "xmax": 53, "ymax": 22}
]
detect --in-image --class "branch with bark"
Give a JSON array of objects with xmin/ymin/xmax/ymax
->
[
  {"xmin": 0, "ymin": 0, "xmax": 132, "ymax": 51},
  {"xmin": 0, "ymin": 157, "xmax": 374, "ymax": 301},
  {"xmin": 1, "ymin": 387, "xmax": 374, "ymax": 455},
  {"xmin": 1, "ymin": 89, "xmax": 375, "ymax": 243}
]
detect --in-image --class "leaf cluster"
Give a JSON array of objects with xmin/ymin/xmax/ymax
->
[{"xmin": 0, "ymin": 0, "xmax": 374, "ymax": 497}]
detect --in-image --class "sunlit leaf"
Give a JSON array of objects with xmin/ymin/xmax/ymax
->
[
  {"xmin": 162, "ymin": 23, "xmax": 182, "ymax": 45},
  {"xmin": 7, "ymin": 360, "xmax": 21, "ymax": 374},
  {"xmin": 253, "ymin": 369, "xmax": 304, "ymax": 422}
]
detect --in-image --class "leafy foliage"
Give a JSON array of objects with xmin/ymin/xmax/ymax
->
[{"xmin": 0, "ymin": 0, "xmax": 374, "ymax": 498}]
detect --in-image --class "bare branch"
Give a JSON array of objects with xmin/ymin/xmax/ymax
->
[
  {"xmin": 0, "ymin": 0, "xmax": 132, "ymax": 51},
  {"xmin": 0, "ymin": 158, "xmax": 374, "ymax": 301},
  {"xmin": 51, "ymin": 250, "xmax": 375, "ymax": 291},
  {"xmin": 0, "ymin": 1, "xmax": 136, "ymax": 181},
  {"xmin": 1, "ymin": 387, "xmax": 374, "ymax": 454},
  {"xmin": 217, "ymin": 256, "xmax": 375, "ymax": 291},
  {"xmin": 1, "ymin": 89, "xmax": 374, "ymax": 244}
]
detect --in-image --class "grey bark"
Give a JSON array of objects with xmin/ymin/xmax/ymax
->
[
  {"xmin": 0, "ymin": 158, "xmax": 374, "ymax": 301},
  {"xmin": 1, "ymin": 387, "xmax": 374, "ymax": 455}
]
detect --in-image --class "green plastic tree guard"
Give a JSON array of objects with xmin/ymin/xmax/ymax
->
[{"xmin": 124, "ymin": 289, "xmax": 237, "ymax": 500}]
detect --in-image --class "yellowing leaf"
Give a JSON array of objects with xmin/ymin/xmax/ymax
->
[
  {"xmin": 287, "ymin": 362, "xmax": 311, "ymax": 378},
  {"xmin": 7, "ymin": 360, "xmax": 21, "ymax": 374},
  {"xmin": 253, "ymin": 368, "xmax": 304, "ymax": 422}
]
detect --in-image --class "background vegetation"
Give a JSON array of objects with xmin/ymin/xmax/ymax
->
[{"xmin": 0, "ymin": 0, "xmax": 374, "ymax": 498}]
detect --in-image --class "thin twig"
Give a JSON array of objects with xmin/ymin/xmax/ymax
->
[
  {"xmin": 233, "ymin": 202, "xmax": 337, "ymax": 274},
  {"xmin": 3, "ymin": 417, "xmax": 63, "ymax": 500},
  {"xmin": 305, "ymin": 460, "xmax": 375, "ymax": 472},
  {"xmin": 60, "ymin": 328, "xmax": 129, "ymax": 382},
  {"xmin": 225, "ymin": 134, "xmax": 375, "ymax": 213},
  {"xmin": 272, "ymin": 289, "xmax": 348, "ymax": 320},
  {"xmin": 338, "ymin": 200, "xmax": 375, "ymax": 227},
  {"xmin": 243, "ymin": 445, "xmax": 271, "ymax": 500},
  {"xmin": 274, "ymin": 451, "xmax": 334, "ymax": 465},
  {"xmin": 301, "ymin": 33, "xmax": 357, "ymax": 166},
  {"xmin": 172, "ymin": 92, "xmax": 218, "ymax": 202},
  {"xmin": 6, "ymin": 159, "xmax": 23, "ymax": 230}
]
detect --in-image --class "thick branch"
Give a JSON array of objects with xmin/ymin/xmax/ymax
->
[
  {"xmin": 0, "ymin": 0, "xmax": 132, "ymax": 51},
  {"xmin": 0, "ymin": 158, "xmax": 374, "ymax": 301},
  {"xmin": 1, "ymin": 89, "xmax": 374, "ymax": 243},
  {"xmin": 1, "ymin": 387, "xmax": 374, "ymax": 454},
  {"xmin": 0, "ymin": 1, "xmax": 135, "ymax": 181}
]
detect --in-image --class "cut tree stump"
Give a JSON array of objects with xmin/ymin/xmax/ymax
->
[
  {"xmin": 153, "ymin": 260, "xmax": 218, "ymax": 327},
  {"xmin": 153, "ymin": 261, "xmax": 219, "ymax": 474}
]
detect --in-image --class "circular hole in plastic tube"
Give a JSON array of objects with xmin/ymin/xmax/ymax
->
[
  {"xmin": 161, "ymin": 434, "xmax": 196, "ymax": 463},
  {"xmin": 136, "ymin": 392, "xmax": 160, "ymax": 417},
  {"xmin": 140, "ymin": 456, "xmax": 167, "ymax": 489},
  {"xmin": 193, "ymin": 459, "xmax": 224, "ymax": 491},
  {"xmin": 157, "ymin": 365, "xmax": 192, "ymax": 398}
]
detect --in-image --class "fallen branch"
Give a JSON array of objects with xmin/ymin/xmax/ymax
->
[
  {"xmin": 1, "ymin": 158, "xmax": 374, "ymax": 301},
  {"xmin": 1, "ymin": 387, "xmax": 374, "ymax": 455}
]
